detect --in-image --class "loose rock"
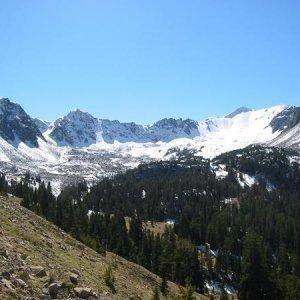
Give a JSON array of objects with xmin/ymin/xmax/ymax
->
[
  {"xmin": 19, "ymin": 269, "xmax": 31, "ymax": 283},
  {"xmin": 48, "ymin": 282, "xmax": 61, "ymax": 298},
  {"xmin": 70, "ymin": 273, "xmax": 79, "ymax": 285},
  {"xmin": 1, "ymin": 271, "xmax": 12, "ymax": 280},
  {"xmin": 70, "ymin": 268, "xmax": 81, "ymax": 276},
  {"xmin": 74, "ymin": 286, "xmax": 97, "ymax": 299},
  {"xmin": 0, "ymin": 278, "xmax": 14, "ymax": 291},
  {"xmin": 0, "ymin": 248, "xmax": 9, "ymax": 259},
  {"xmin": 11, "ymin": 277, "xmax": 27, "ymax": 288},
  {"xmin": 31, "ymin": 266, "xmax": 47, "ymax": 278}
]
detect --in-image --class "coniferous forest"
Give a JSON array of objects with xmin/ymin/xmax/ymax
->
[{"xmin": 1, "ymin": 145, "xmax": 299, "ymax": 299}]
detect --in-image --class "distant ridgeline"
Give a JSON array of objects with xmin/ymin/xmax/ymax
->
[{"xmin": 1, "ymin": 145, "xmax": 299, "ymax": 299}]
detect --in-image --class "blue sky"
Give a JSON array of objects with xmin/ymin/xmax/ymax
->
[{"xmin": 0, "ymin": 1, "xmax": 299, "ymax": 124}]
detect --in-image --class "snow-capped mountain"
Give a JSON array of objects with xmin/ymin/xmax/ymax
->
[
  {"xmin": 225, "ymin": 106, "xmax": 252, "ymax": 118},
  {"xmin": 0, "ymin": 97, "xmax": 298, "ymax": 194},
  {"xmin": 0, "ymin": 98, "xmax": 45, "ymax": 147},
  {"xmin": 46, "ymin": 112, "xmax": 201, "ymax": 146},
  {"xmin": 147, "ymin": 118, "xmax": 199, "ymax": 142},
  {"xmin": 47, "ymin": 109, "xmax": 99, "ymax": 147}
]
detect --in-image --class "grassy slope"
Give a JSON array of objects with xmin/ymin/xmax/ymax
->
[{"xmin": 0, "ymin": 196, "xmax": 207, "ymax": 300}]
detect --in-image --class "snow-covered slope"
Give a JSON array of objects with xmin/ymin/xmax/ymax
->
[
  {"xmin": 268, "ymin": 106, "xmax": 300, "ymax": 151},
  {"xmin": 192, "ymin": 105, "xmax": 288, "ymax": 157},
  {"xmin": 0, "ymin": 98, "xmax": 298, "ymax": 192},
  {"xmin": 225, "ymin": 106, "xmax": 252, "ymax": 118},
  {"xmin": 269, "ymin": 122, "xmax": 300, "ymax": 150}
]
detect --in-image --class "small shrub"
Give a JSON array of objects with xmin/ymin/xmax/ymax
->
[
  {"xmin": 104, "ymin": 265, "xmax": 116, "ymax": 293},
  {"xmin": 178, "ymin": 278, "xmax": 195, "ymax": 300}
]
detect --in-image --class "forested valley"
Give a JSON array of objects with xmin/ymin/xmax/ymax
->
[{"xmin": 1, "ymin": 145, "xmax": 299, "ymax": 299}]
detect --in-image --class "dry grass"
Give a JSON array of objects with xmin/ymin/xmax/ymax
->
[{"xmin": 143, "ymin": 221, "xmax": 174, "ymax": 236}]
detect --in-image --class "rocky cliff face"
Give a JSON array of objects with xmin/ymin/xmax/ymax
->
[
  {"xmin": 48, "ymin": 109, "xmax": 99, "ymax": 147},
  {"xmin": 0, "ymin": 98, "xmax": 44, "ymax": 147},
  {"xmin": 147, "ymin": 118, "xmax": 200, "ymax": 142},
  {"xmin": 269, "ymin": 106, "xmax": 300, "ymax": 133},
  {"xmin": 48, "ymin": 113, "xmax": 201, "ymax": 147}
]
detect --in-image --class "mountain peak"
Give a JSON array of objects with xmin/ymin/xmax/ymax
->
[
  {"xmin": 67, "ymin": 108, "xmax": 94, "ymax": 118},
  {"xmin": 49, "ymin": 109, "xmax": 98, "ymax": 147},
  {"xmin": 226, "ymin": 107, "xmax": 252, "ymax": 118},
  {"xmin": 0, "ymin": 97, "xmax": 22, "ymax": 112},
  {"xmin": 0, "ymin": 98, "xmax": 44, "ymax": 146}
]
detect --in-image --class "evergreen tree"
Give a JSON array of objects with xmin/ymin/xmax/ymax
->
[
  {"xmin": 160, "ymin": 272, "xmax": 168, "ymax": 296},
  {"xmin": 239, "ymin": 232, "xmax": 282, "ymax": 300}
]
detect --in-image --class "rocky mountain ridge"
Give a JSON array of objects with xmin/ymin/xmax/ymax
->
[
  {"xmin": 47, "ymin": 109, "xmax": 200, "ymax": 147},
  {"xmin": 0, "ymin": 97, "xmax": 299, "ymax": 193}
]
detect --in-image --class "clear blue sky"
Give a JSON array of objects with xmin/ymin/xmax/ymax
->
[{"xmin": 0, "ymin": 0, "xmax": 299, "ymax": 124}]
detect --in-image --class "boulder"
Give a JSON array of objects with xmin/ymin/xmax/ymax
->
[
  {"xmin": 31, "ymin": 266, "xmax": 47, "ymax": 277},
  {"xmin": 1, "ymin": 271, "xmax": 11, "ymax": 280},
  {"xmin": 19, "ymin": 269, "xmax": 31, "ymax": 283},
  {"xmin": 74, "ymin": 286, "xmax": 97, "ymax": 299},
  {"xmin": 70, "ymin": 268, "xmax": 81, "ymax": 276},
  {"xmin": 48, "ymin": 282, "xmax": 61, "ymax": 298},
  {"xmin": 70, "ymin": 273, "xmax": 79, "ymax": 285},
  {"xmin": 11, "ymin": 277, "xmax": 27, "ymax": 288},
  {"xmin": 0, "ymin": 248, "xmax": 9, "ymax": 259}
]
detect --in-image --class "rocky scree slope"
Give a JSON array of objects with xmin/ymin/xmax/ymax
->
[{"xmin": 0, "ymin": 195, "xmax": 205, "ymax": 300}]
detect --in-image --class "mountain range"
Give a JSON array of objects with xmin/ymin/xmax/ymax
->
[{"xmin": 0, "ymin": 97, "xmax": 299, "ymax": 193}]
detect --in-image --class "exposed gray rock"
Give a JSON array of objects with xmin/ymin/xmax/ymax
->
[
  {"xmin": 73, "ymin": 286, "xmax": 97, "ymax": 299},
  {"xmin": 226, "ymin": 107, "xmax": 252, "ymax": 118},
  {"xmin": 31, "ymin": 266, "xmax": 47, "ymax": 277},
  {"xmin": 48, "ymin": 282, "xmax": 62, "ymax": 298},
  {"xmin": 70, "ymin": 268, "xmax": 81, "ymax": 276},
  {"xmin": 48, "ymin": 109, "xmax": 201, "ymax": 147},
  {"xmin": 70, "ymin": 273, "xmax": 79, "ymax": 285},
  {"xmin": 19, "ymin": 269, "xmax": 31, "ymax": 283},
  {"xmin": 0, "ymin": 98, "xmax": 45, "ymax": 147},
  {"xmin": 269, "ymin": 106, "xmax": 300, "ymax": 133},
  {"xmin": 1, "ymin": 271, "xmax": 12, "ymax": 279},
  {"xmin": 11, "ymin": 276, "xmax": 27, "ymax": 288},
  {"xmin": 0, "ymin": 248, "xmax": 9, "ymax": 259}
]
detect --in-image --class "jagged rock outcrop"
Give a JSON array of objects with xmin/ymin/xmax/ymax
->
[{"xmin": 0, "ymin": 98, "xmax": 44, "ymax": 147}]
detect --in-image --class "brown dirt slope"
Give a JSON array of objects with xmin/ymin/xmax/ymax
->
[{"xmin": 0, "ymin": 195, "xmax": 207, "ymax": 300}]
